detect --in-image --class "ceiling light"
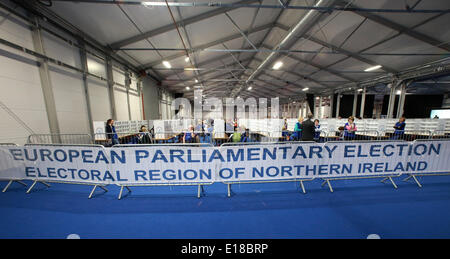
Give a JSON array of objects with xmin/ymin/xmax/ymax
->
[
  {"xmin": 162, "ymin": 61, "xmax": 171, "ymax": 69},
  {"xmin": 195, "ymin": 79, "xmax": 198, "ymax": 83},
  {"xmin": 185, "ymin": 56, "xmax": 190, "ymax": 62},
  {"xmin": 272, "ymin": 61, "xmax": 283, "ymax": 70},
  {"xmin": 247, "ymin": 86, "xmax": 252, "ymax": 90},
  {"xmin": 396, "ymin": 90, "xmax": 402, "ymax": 95},
  {"xmin": 358, "ymin": 88, "xmax": 363, "ymax": 92},
  {"xmin": 186, "ymin": 87, "xmax": 190, "ymax": 90},
  {"xmin": 302, "ymin": 88, "xmax": 309, "ymax": 91},
  {"xmin": 364, "ymin": 65, "xmax": 382, "ymax": 72}
]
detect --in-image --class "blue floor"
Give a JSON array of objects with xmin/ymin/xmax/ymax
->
[{"xmin": 1, "ymin": 175, "xmax": 450, "ymax": 239}]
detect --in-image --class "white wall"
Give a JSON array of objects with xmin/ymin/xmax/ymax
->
[
  {"xmin": 114, "ymin": 87, "xmax": 129, "ymax": 121},
  {"xmin": 0, "ymin": 12, "xmax": 50, "ymax": 144},
  {"xmin": 0, "ymin": 3, "xmax": 163, "ymax": 144},
  {"xmin": 87, "ymin": 78, "xmax": 111, "ymax": 121}
]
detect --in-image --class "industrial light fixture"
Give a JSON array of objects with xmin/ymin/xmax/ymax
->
[
  {"xmin": 302, "ymin": 88, "xmax": 309, "ymax": 91},
  {"xmin": 272, "ymin": 61, "xmax": 283, "ymax": 70},
  {"xmin": 186, "ymin": 86, "xmax": 190, "ymax": 90},
  {"xmin": 185, "ymin": 56, "xmax": 190, "ymax": 62},
  {"xmin": 162, "ymin": 61, "xmax": 171, "ymax": 69},
  {"xmin": 358, "ymin": 88, "xmax": 363, "ymax": 92},
  {"xmin": 364, "ymin": 65, "xmax": 382, "ymax": 72},
  {"xmin": 396, "ymin": 90, "xmax": 402, "ymax": 95},
  {"xmin": 247, "ymin": 86, "xmax": 252, "ymax": 90},
  {"xmin": 195, "ymin": 79, "xmax": 198, "ymax": 83}
]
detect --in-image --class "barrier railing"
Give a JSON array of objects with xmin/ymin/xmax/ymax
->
[
  {"xmin": 218, "ymin": 141, "xmax": 316, "ymax": 196},
  {"xmin": 432, "ymin": 130, "xmax": 450, "ymax": 140},
  {"xmin": 4, "ymin": 134, "xmax": 450, "ymax": 198},
  {"xmin": 316, "ymin": 139, "xmax": 407, "ymax": 193},
  {"xmin": 28, "ymin": 134, "xmax": 93, "ymax": 145},
  {"xmin": 22, "ymin": 143, "xmax": 109, "ymax": 198},
  {"xmin": 400, "ymin": 138, "xmax": 450, "ymax": 188},
  {"xmin": 0, "ymin": 143, "xmax": 28, "ymax": 192},
  {"xmin": 111, "ymin": 143, "xmax": 214, "ymax": 200},
  {"xmin": 323, "ymin": 130, "xmax": 380, "ymax": 141}
]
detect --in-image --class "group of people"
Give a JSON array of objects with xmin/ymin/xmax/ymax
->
[
  {"xmin": 105, "ymin": 119, "xmax": 154, "ymax": 146},
  {"xmin": 104, "ymin": 115, "xmax": 408, "ymax": 146},
  {"xmin": 284, "ymin": 113, "xmax": 321, "ymax": 142}
]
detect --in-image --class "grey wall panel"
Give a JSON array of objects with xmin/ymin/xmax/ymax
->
[
  {"xmin": 0, "ymin": 51, "xmax": 50, "ymax": 144},
  {"xmin": 87, "ymin": 78, "xmax": 111, "ymax": 121},
  {"xmin": 48, "ymin": 66, "xmax": 90, "ymax": 134},
  {"xmin": 142, "ymin": 76, "xmax": 160, "ymax": 120},
  {"xmin": 114, "ymin": 88, "xmax": 129, "ymax": 121}
]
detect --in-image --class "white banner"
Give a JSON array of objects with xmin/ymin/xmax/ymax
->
[{"xmin": 1, "ymin": 141, "xmax": 449, "ymax": 185}]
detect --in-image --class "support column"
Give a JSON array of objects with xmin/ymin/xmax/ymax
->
[
  {"xmin": 396, "ymin": 83, "xmax": 406, "ymax": 118},
  {"xmin": 318, "ymin": 96, "xmax": 323, "ymax": 119},
  {"xmin": 360, "ymin": 87, "xmax": 366, "ymax": 118},
  {"xmin": 105, "ymin": 57, "xmax": 117, "ymax": 120},
  {"xmin": 329, "ymin": 94, "xmax": 334, "ymax": 118},
  {"xmin": 352, "ymin": 90, "xmax": 358, "ymax": 117},
  {"xmin": 78, "ymin": 39, "xmax": 94, "ymax": 137},
  {"xmin": 30, "ymin": 17, "xmax": 60, "ymax": 140},
  {"xmin": 387, "ymin": 83, "xmax": 397, "ymax": 119},
  {"xmin": 125, "ymin": 69, "xmax": 132, "ymax": 120},
  {"xmin": 335, "ymin": 93, "xmax": 341, "ymax": 118}
]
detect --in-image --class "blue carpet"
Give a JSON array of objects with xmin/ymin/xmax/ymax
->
[{"xmin": 1, "ymin": 175, "xmax": 450, "ymax": 239}]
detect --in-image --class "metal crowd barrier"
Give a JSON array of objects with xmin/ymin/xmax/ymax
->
[
  {"xmin": 218, "ymin": 141, "xmax": 316, "ymax": 197},
  {"xmin": 318, "ymin": 140, "xmax": 407, "ymax": 192},
  {"xmin": 27, "ymin": 134, "xmax": 93, "ymax": 145},
  {"xmin": 3, "ymin": 132, "xmax": 450, "ymax": 198},
  {"xmin": 0, "ymin": 143, "xmax": 28, "ymax": 192},
  {"xmin": 111, "ymin": 143, "xmax": 214, "ymax": 200},
  {"xmin": 22, "ymin": 143, "xmax": 109, "ymax": 199},
  {"xmin": 400, "ymin": 138, "xmax": 450, "ymax": 188}
]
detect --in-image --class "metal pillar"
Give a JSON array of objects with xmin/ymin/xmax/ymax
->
[
  {"xmin": 318, "ymin": 96, "xmax": 323, "ymax": 119},
  {"xmin": 78, "ymin": 39, "xmax": 95, "ymax": 137},
  {"xmin": 105, "ymin": 57, "xmax": 117, "ymax": 120},
  {"xmin": 30, "ymin": 16, "xmax": 60, "ymax": 141},
  {"xmin": 396, "ymin": 83, "xmax": 406, "ymax": 118},
  {"xmin": 352, "ymin": 90, "xmax": 358, "ymax": 117},
  {"xmin": 335, "ymin": 93, "xmax": 341, "ymax": 118},
  {"xmin": 329, "ymin": 94, "xmax": 334, "ymax": 118},
  {"xmin": 125, "ymin": 70, "xmax": 132, "ymax": 120},
  {"xmin": 360, "ymin": 87, "xmax": 366, "ymax": 118},
  {"xmin": 387, "ymin": 82, "xmax": 398, "ymax": 119}
]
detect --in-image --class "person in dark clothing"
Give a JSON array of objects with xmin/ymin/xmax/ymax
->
[
  {"xmin": 313, "ymin": 119, "xmax": 321, "ymax": 141},
  {"xmin": 105, "ymin": 119, "xmax": 119, "ymax": 146},
  {"xmin": 301, "ymin": 113, "xmax": 316, "ymax": 141},
  {"xmin": 138, "ymin": 125, "xmax": 152, "ymax": 144},
  {"xmin": 392, "ymin": 117, "xmax": 406, "ymax": 140}
]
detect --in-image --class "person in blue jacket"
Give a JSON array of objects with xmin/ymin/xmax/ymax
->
[
  {"xmin": 183, "ymin": 125, "xmax": 197, "ymax": 143},
  {"xmin": 292, "ymin": 117, "xmax": 303, "ymax": 141},
  {"xmin": 392, "ymin": 117, "xmax": 406, "ymax": 140}
]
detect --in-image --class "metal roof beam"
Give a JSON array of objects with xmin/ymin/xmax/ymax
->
[
  {"xmin": 110, "ymin": 0, "xmax": 260, "ymax": 49},
  {"xmin": 140, "ymin": 22, "xmax": 273, "ymax": 69},
  {"xmin": 338, "ymin": 0, "xmax": 450, "ymax": 52}
]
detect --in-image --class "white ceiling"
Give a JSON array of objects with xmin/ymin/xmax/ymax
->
[{"xmin": 45, "ymin": 0, "xmax": 450, "ymax": 98}]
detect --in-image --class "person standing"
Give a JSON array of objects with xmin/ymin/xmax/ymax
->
[
  {"xmin": 105, "ymin": 119, "xmax": 119, "ymax": 146},
  {"xmin": 344, "ymin": 116, "xmax": 357, "ymax": 140},
  {"xmin": 301, "ymin": 114, "xmax": 315, "ymax": 141},
  {"xmin": 392, "ymin": 117, "xmax": 406, "ymax": 140},
  {"xmin": 292, "ymin": 117, "xmax": 303, "ymax": 141},
  {"xmin": 138, "ymin": 125, "xmax": 152, "ymax": 144},
  {"xmin": 314, "ymin": 119, "xmax": 321, "ymax": 142}
]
